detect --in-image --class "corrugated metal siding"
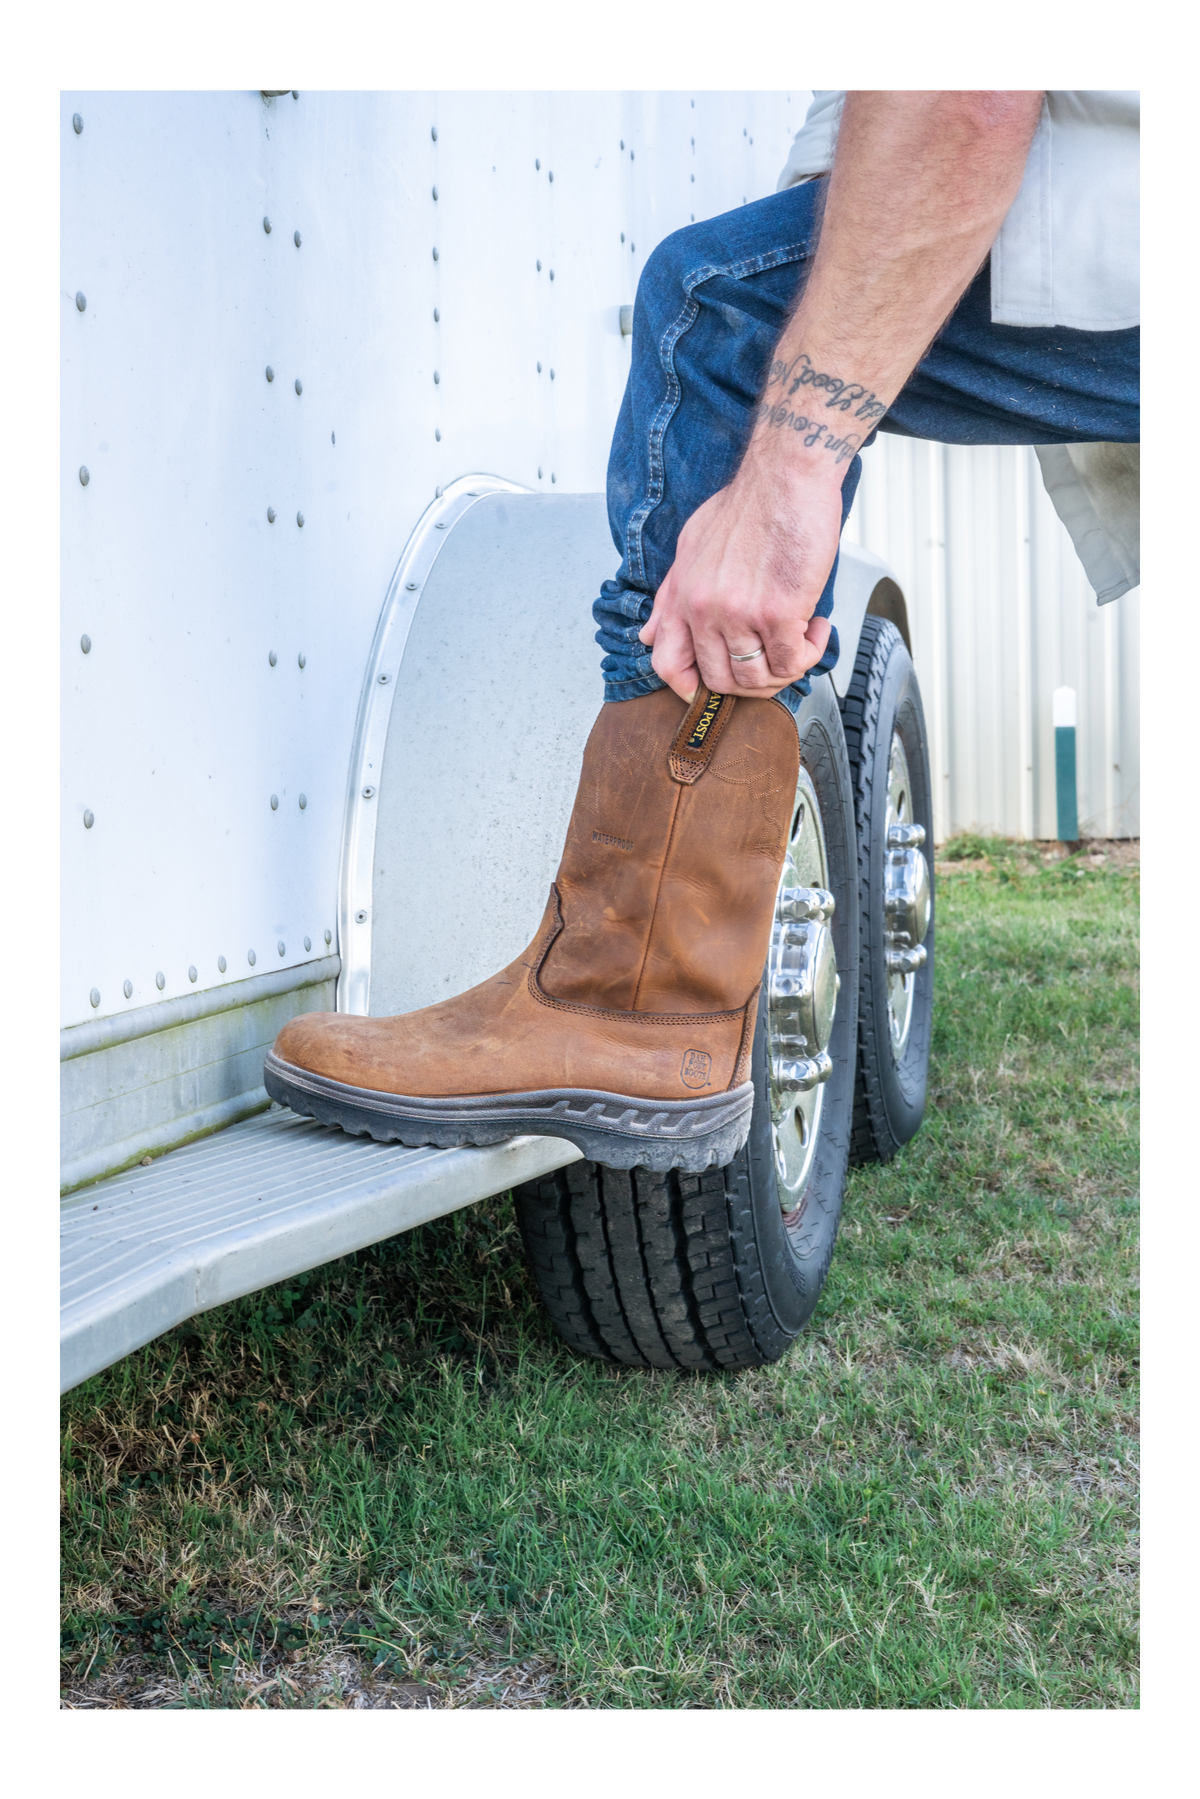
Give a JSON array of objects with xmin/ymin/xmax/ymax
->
[{"xmin": 842, "ymin": 436, "xmax": 1140, "ymax": 842}]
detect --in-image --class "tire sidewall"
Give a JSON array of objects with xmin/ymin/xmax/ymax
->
[
  {"xmin": 860, "ymin": 634, "xmax": 935, "ymax": 1145},
  {"xmin": 730, "ymin": 678, "xmax": 860, "ymax": 1343}
]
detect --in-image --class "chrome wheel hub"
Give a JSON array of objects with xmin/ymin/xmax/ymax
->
[
  {"xmin": 882, "ymin": 732, "xmax": 931, "ymax": 1054},
  {"xmin": 767, "ymin": 768, "xmax": 838, "ymax": 1213}
]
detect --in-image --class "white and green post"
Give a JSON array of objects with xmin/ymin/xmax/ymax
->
[{"xmin": 1052, "ymin": 686, "xmax": 1079, "ymax": 847}]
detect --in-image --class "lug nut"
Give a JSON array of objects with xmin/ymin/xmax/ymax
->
[{"xmin": 886, "ymin": 945, "xmax": 928, "ymax": 976}]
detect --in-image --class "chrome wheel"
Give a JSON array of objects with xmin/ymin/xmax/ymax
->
[
  {"xmin": 767, "ymin": 768, "xmax": 838, "ymax": 1214},
  {"xmin": 882, "ymin": 731, "xmax": 932, "ymax": 1056}
]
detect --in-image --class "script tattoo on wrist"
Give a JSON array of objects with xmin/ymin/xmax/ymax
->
[
  {"xmin": 755, "ymin": 400, "xmax": 863, "ymax": 465},
  {"xmin": 765, "ymin": 352, "xmax": 888, "ymax": 423}
]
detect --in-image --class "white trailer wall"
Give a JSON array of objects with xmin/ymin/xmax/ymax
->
[{"xmin": 62, "ymin": 89, "xmax": 1137, "ymax": 1040}]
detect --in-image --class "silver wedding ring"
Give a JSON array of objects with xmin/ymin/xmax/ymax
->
[{"xmin": 730, "ymin": 645, "xmax": 765, "ymax": 663}]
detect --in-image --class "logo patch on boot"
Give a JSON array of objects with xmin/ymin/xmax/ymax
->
[
  {"xmin": 680, "ymin": 1050, "xmax": 713, "ymax": 1089},
  {"xmin": 669, "ymin": 690, "xmax": 736, "ymax": 784},
  {"xmin": 685, "ymin": 692, "xmax": 727, "ymax": 750}
]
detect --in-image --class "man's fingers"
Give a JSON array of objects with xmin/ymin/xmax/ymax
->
[
  {"xmin": 638, "ymin": 568, "xmax": 675, "ymax": 648},
  {"xmin": 649, "ymin": 610, "xmax": 702, "ymax": 705},
  {"xmin": 804, "ymin": 613, "xmax": 832, "ymax": 659}
]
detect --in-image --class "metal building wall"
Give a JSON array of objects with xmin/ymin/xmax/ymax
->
[{"xmin": 842, "ymin": 436, "xmax": 1140, "ymax": 844}]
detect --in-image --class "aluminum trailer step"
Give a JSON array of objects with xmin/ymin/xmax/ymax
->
[{"xmin": 61, "ymin": 1107, "xmax": 580, "ymax": 1394}]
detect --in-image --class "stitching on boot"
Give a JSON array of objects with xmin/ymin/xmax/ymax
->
[
  {"xmin": 630, "ymin": 783, "xmax": 682, "ymax": 1011},
  {"xmin": 668, "ymin": 689, "xmax": 737, "ymax": 784},
  {"xmin": 528, "ymin": 887, "xmax": 743, "ymax": 1027},
  {"xmin": 733, "ymin": 994, "xmax": 759, "ymax": 1087}
]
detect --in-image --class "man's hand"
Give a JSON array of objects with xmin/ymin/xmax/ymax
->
[
  {"xmin": 639, "ymin": 449, "xmax": 842, "ymax": 701},
  {"xmin": 641, "ymin": 90, "xmax": 1044, "ymax": 705}
]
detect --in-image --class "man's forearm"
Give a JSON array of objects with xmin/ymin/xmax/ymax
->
[
  {"xmin": 745, "ymin": 90, "xmax": 1044, "ymax": 487},
  {"xmin": 640, "ymin": 90, "xmax": 1046, "ymax": 703}
]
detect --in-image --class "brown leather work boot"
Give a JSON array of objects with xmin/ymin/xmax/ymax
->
[{"xmin": 265, "ymin": 685, "xmax": 800, "ymax": 1170}]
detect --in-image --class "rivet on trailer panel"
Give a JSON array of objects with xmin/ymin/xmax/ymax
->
[
  {"xmin": 433, "ymin": 307, "xmax": 440, "ymax": 321},
  {"xmin": 123, "ymin": 980, "xmax": 133, "ymax": 998},
  {"xmin": 354, "ymin": 909, "xmax": 368, "ymax": 924},
  {"xmin": 362, "ymin": 786, "xmax": 376, "ymax": 799},
  {"xmin": 73, "ymin": 113, "xmax": 83, "ymax": 133},
  {"xmin": 267, "ymin": 507, "xmax": 276, "ymax": 523},
  {"xmin": 294, "ymin": 230, "xmax": 302, "ymax": 247},
  {"xmin": 76, "ymin": 291, "xmax": 87, "ymax": 312},
  {"xmin": 295, "ymin": 377, "xmax": 303, "ymax": 395},
  {"xmin": 296, "ymin": 511, "xmax": 305, "ymax": 527},
  {"xmin": 269, "ymin": 649, "xmax": 278, "ymax": 666},
  {"xmin": 405, "ymin": 580, "xmax": 418, "ymax": 591},
  {"xmin": 299, "ymin": 793, "xmax": 307, "ymax": 809},
  {"xmin": 248, "ymin": 949, "xmax": 257, "ymax": 966},
  {"xmin": 435, "ymin": 428, "xmax": 441, "ymax": 441},
  {"xmin": 431, "ymin": 126, "xmax": 438, "ymax": 141},
  {"xmin": 378, "ymin": 672, "xmax": 390, "ymax": 684},
  {"xmin": 536, "ymin": 158, "xmax": 541, "ymax": 168},
  {"xmin": 263, "ymin": 216, "xmax": 272, "ymax": 234},
  {"xmin": 324, "ymin": 929, "xmax": 332, "ymax": 944},
  {"xmin": 83, "ymin": 810, "xmax": 95, "ymax": 829},
  {"xmin": 188, "ymin": 966, "xmax": 197, "ymax": 982},
  {"xmin": 432, "ymin": 246, "xmax": 439, "ymax": 261},
  {"xmin": 79, "ymin": 466, "xmax": 90, "ymax": 486},
  {"xmin": 270, "ymin": 794, "xmax": 279, "ymax": 810},
  {"xmin": 218, "ymin": 956, "xmax": 227, "ymax": 973},
  {"xmin": 433, "ymin": 370, "xmax": 440, "ymax": 384},
  {"xmin": 90, "ymin": 988, "xmax": 100, "ymax": 1008},
  {"xmin": 278, "ymin": 941, "xmax": 286, "ymax": 956},
  {"xmin": 298, "ymin": 651, "xmax": 306, "ymax": 668},
  {"xmin": 304, "ymin": 935, "xmax": 312, "ymax": 951},
  {"xmin": 81, "ymin": 634, "xmax": 92, "ymax": 653},
  {"xmin": 156, "ymin": 972, "xmax": 166, "ymax": 990},
  {"xmin": 431, "ymin": 187, "xmax": 438, "ymax": 201},
  {"xmin": 266, "ymin": 366, "xmax": 274, "ymax": 382}
]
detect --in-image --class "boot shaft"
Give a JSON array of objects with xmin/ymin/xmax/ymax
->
[{"xmin": 541, "ymin": 686, "xmax": 800, "ymax": 1016}]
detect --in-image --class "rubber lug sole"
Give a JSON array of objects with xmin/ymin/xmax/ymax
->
[{"xmin": 263, "ymin": 1051, "xmax": 754, "ymax": 1173}]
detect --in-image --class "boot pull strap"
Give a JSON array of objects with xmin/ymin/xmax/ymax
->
[{"xmin": 668, "ymin": 689, "xmax": 736, "ymax": 785}]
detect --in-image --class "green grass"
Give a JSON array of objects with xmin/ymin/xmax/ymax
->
[{"xmin": 60, "ymin": 838, "xmax": 1139, "ymax": 1709}]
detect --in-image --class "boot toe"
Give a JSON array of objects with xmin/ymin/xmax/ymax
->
[{"xmin": 272, "ymin": 1011, "xmax": 352, "ymax": 1080}]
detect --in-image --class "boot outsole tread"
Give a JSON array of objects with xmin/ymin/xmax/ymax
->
[{"xmin": 263, "ymin": 1052, "xmax": 754, "ymax": 1174}]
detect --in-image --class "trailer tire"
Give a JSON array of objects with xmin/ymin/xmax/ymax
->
[
  {"xmin": 512, "ymin": 676, "xmax": 859, "ymax": 1370},
  {"xmin": 838, "ymin": 616, "xmax": 935, "ymax": 1164}
]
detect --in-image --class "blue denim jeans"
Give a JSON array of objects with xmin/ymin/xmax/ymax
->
[{"xmin": 595, "ymin": 179, "xmax": 1140, "ymax": 712}]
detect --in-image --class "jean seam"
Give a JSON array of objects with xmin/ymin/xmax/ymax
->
[{"xmin": 623, "ymin": 240, "xmax": 812, "ymax": 591}]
